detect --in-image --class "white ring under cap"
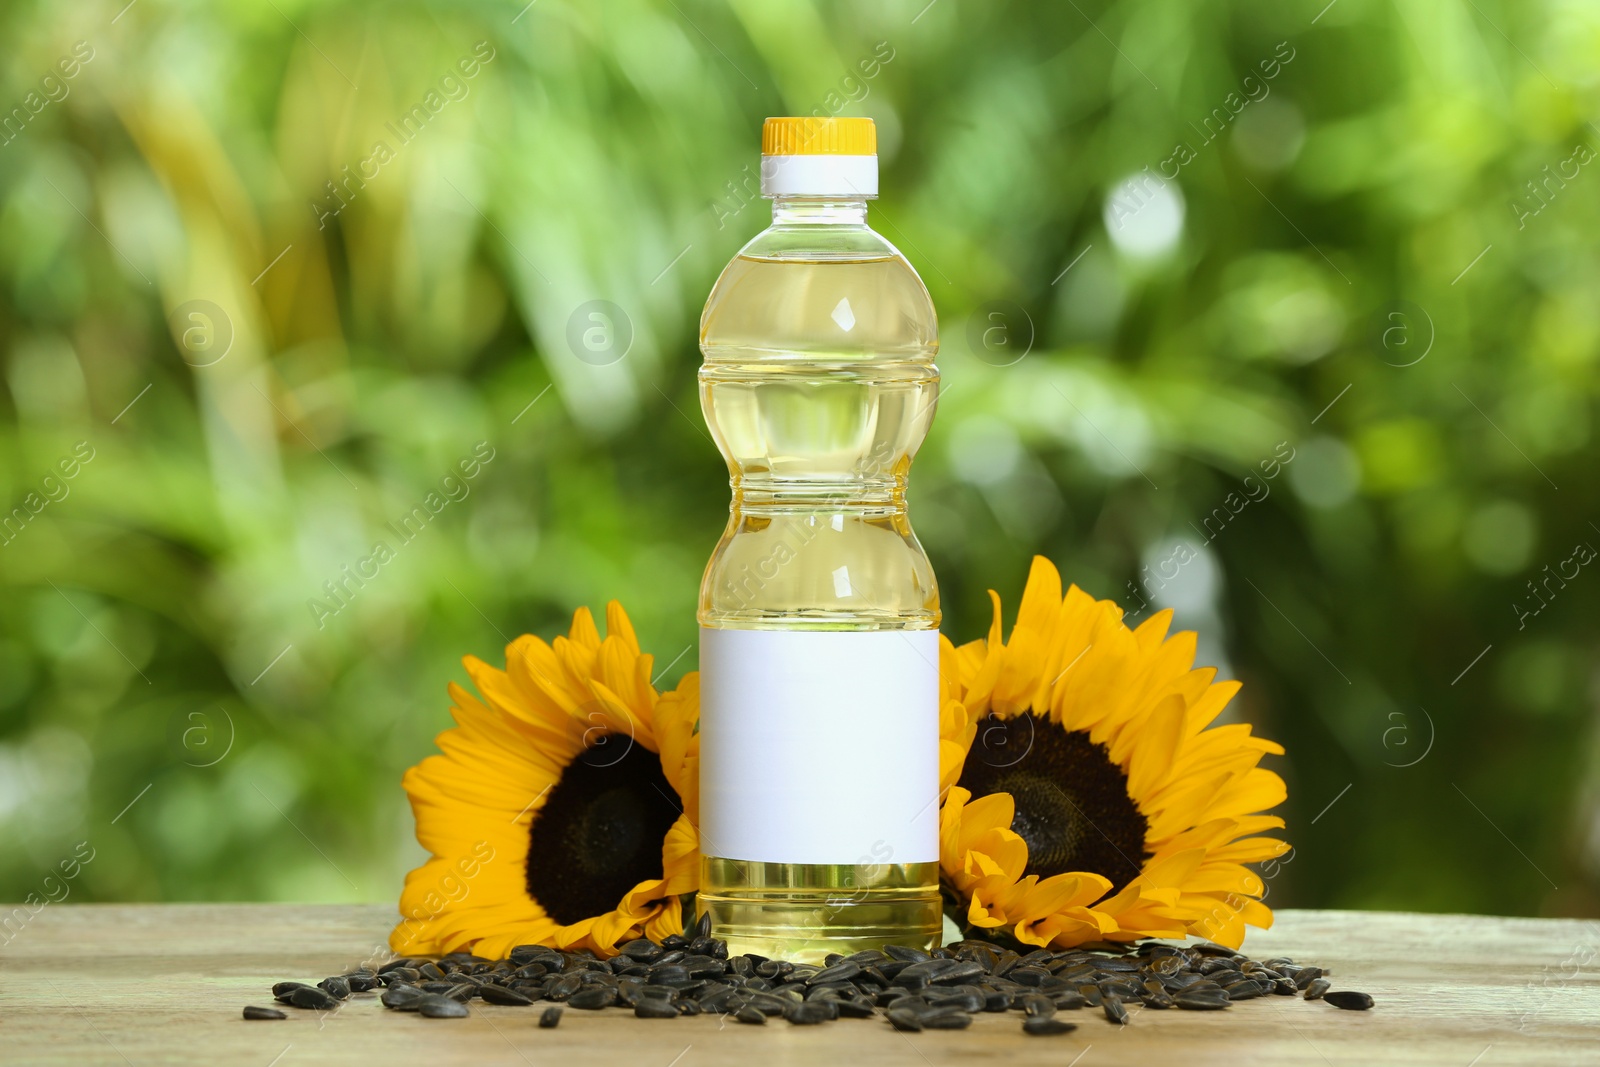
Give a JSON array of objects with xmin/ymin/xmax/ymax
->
[{"xmin": 760, "ymin": 155, "xmax": 878, "ymax": 198}]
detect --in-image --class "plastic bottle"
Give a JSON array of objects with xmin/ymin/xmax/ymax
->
[{"xmin": 696, "ymin": 116, "xmax": 942, "ymax": 961}]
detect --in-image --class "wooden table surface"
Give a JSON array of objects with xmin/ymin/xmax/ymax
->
[{"xmin": 2, "ymin": 905, "xmax": 1597, "ymax": 1065}]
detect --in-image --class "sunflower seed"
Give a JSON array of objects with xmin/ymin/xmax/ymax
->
[
  {"xmin": 478, "ymin": 984, "xmax": 535, "ymax": 1006},
  {"xmin": 1097, "ymin": 958, "xmax": 1142, "ymax": 973},
  {"xmin": 887, "ymin": 1006, "xmax": 924, "ymax": 1031},
  {"xmin": 700, "ymin": 989, "xmax": 738, "ymax": 1013},
  {"xmin": 807, "ymin": 961, "xmax": 861, "ymax": 985},
  {"xmin": 1010, "ymin": 966, "xmax": 1052, "ymax": 987},
  {"xmin": 568, "ymin": 987, "xmax": 616, "ymax": 1010},
  {"xmin": 785, "ymin": 1000, "xmax": 833, "ymax": 1025},
  {"xmin": 980, "ymin": 989, "xmax": 1010, "ymax": 1012},
  {"xmin": 380, "ymin": 983, "xmax": 426, "ymax": 1010},
  {"xmin": 243, "ymin": 1006, "xmax": 287, "ymax": 1020},
  {"xmin": 538, "ymin": 1006, "xmax": 563, "ymax": 1028},
  {"xmin": 924, "ymin": 988, "xmax": 984, "ymax": 1013},
  {"xmin": 418, "ymin": 994, "xmax": 469, "ymax": 1018},
  {"xmin": 286, "ymin": 985, "xmax": 340, "ymax": 1011},
  {"xmin": 547, "ymin": 973, "xmax": 584, "ymax": 1000},
  {"xmin": 1020, "ymin": 993, "xmax": 1055, "ymax": 1018},
  {"xmin": 345, "ymin": 972, "xmax": 382, "ymax": 993},
  {"xmin": 680, "ymin": 955, "xmax": 726, "ymax": 978},
  {"xmin": 921, "ymin": 1009, "xmax": 973, "ymax": 1029},
  {"xmin": 893, "ymin": 958, "xmax": 962, "ymax": 987},
  {"xmin": 1322, "ymin": 990, "xmax": 1374, "ymax": 1011},
  {"xmin": 1103, "ymin": 997, "xmax": 1129, "ymax": 1024},
  {"xmin": 634, "ymin": 998, "xmax": 679, "ymax": 1019},
  {"xmin": 1293, "ymin": 966, "xmax": 1324, "ymax": 989},
  {"xmin": 1023, "ymin": 1016, "xmax": 1079, "ymax": 1036},
  {"xmin": 440, "ymin": 952, "xmax": 491, "ymax": 966},
  {"xmin": 962, "ymin": 944, "xmax": 999, "ymax": 972},
  {"xmin": 1303, "ymin": 978, "xmax": 1331, "ymax": 1001},
  {"xmin": 649, "ymin": 964, "xmax": 692, "ymax": 987},
  {"xmin": 939, "ymin": 961, "xmax": 988, "ymax": 985},
  {"xmin": 1194, "ymin": 942, "xmax": 1240, "ymax": 958},
  {"xmin": 887, "ymin": 995, "xmax": 933, "ymax": 1018},
  {"xmin": 739, "ymin": 992, "xmax": 790, "ymax": 1016},
  {"xmin": 1174, "ymin": 990, "xmax": 1231, "ymax": 1011},
  {"xmin": 835, "ymin": 998, "xmax": 876, "ymax": 1018},
  {"xmin": 735, "ymin": 1005, "xmax": 766, "ymax": 1025},
  {"xmin": 690, "ymin": 936, "xmax": 727, "ymax": 959},
  {"xmin": 884, "ymin": 945, "xmax": 931, "ymax": 963},
  {"xmin": 805, "ymin": 982, "xmax": 851, "ymax": 1000},
  {"xmin": 1149, "ymin": 954, "xmax": 1183, "ymax": 976}
]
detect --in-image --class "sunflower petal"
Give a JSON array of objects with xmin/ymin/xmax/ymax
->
[{"xmin": 1015, "ymin": 556, "xmax": 1063, "ymax": 636}]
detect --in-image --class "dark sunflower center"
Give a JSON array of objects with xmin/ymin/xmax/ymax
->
[
  {"xmin": 957, "ymin": 713, "xmax": 1149, "ymax": 891},
  {"xmin": 525, "ymin": 735, "xmax": 679, "ymax": 925}
]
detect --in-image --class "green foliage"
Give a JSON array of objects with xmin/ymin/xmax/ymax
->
[{"xmin": 1, "ymin": 0, "xmax": 1596, "ymax": 918}]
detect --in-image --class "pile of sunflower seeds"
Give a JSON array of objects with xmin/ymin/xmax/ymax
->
[{"xmin": 246, "ymin": 917, "xmax": 1374, "ymax": 1034}]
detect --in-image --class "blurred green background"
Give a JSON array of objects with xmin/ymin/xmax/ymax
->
[{"xmin": 2, "ymin": 0, "xmax": 1597, "ymax": 922}]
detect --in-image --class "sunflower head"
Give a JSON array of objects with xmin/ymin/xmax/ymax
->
[
  {"xmin": 390, "ymin": 602, "xmax": 700, "ymax": 959},
  {"xmin": 940, "ymin": 557, "xmax": 1290, "ymax": 950}
]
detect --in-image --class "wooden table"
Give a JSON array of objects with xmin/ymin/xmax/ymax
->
[{"xmin": 3, "ymin": 905, "xmax": 1597, "ymax": 1065}]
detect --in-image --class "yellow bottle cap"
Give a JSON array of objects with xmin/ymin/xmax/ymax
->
[
  {"xmin": 762, "ymin": 117, "xmax": 877, "ymax": 157},
  {"xmin": 759, "ymin": 118, "xmax": 879, "ymax": 197}
]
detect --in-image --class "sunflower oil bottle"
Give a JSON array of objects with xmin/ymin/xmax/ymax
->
[{"xmin": 696, "ymin": 117, "xmax": 942, "ymax": 961}]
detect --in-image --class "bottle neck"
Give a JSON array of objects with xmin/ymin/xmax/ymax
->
[{"xmin": 770, "ymin": 197, "xmax": 869, "ymax": 225}]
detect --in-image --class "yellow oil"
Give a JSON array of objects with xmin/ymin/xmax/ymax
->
[
  {"xmin": 698, "ymin": 231, "xmax": 942, "ymax": 962},
  {"xmin": 699, "ymin": 858, "xmax": 942, "ymax": 962}
]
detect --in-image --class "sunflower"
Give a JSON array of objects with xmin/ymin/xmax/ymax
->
[
  {"xmin": 390, "ymin": 602, "xmax": 700, "ymax": 959},
  {"xmin": 939, "ymin": 557, "xmax": 1290, "ymax": 950}
]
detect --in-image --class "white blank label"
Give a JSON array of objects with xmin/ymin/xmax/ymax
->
[{"xmin": 698, "ymin": 627, "xmax": 940, "ymax": 865}]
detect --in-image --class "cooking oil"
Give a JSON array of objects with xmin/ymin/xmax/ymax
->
[{"xmin": 696, "ymin": 117, "xmax": 942, "ymax": 962}]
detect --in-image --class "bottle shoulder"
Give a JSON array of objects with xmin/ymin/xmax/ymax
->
[
  {"xmin": 701, "ymin": 225, "xmax": 938, "ymax": 359},
  {"xmin": 734, "ymin": 219, "xmax": 903, "ymax": 261}
]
